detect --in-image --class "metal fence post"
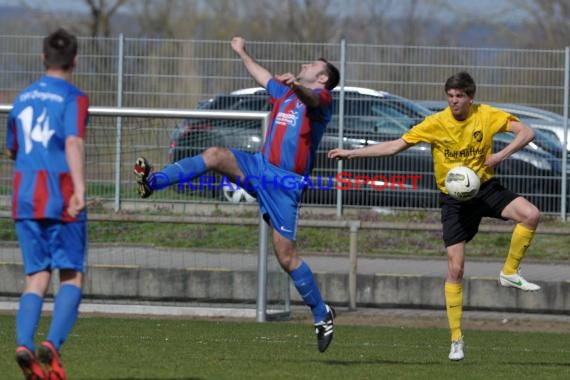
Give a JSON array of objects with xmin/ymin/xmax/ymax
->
[
  {"xmin": 348, "ymin": 220, "xmax": 360, "ymax": 311},
  {"xmin": 336, "ymin": 38, "xmax": 347, "ymax": 217},
  {"xmin": 562, "ymin": 47, "xmax": 569, "ymax": 221},
  {"xmin": 256, "ymin": 113, "xmax": 270, "ymax": 322},
  {"xmin": 114, "ymin": 34, "xmax": 124, "ymax": 212}
]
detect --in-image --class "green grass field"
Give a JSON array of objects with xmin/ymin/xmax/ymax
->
[{"xmin": 0, "ymin": 314, "xmax": 568, "ymax": 380}]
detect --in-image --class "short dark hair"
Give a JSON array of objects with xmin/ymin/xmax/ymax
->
[
  {"xmin": 43, "ymin": 28, "xmax": 78, "ymax": 71},
  {"xmin": 319, "ymin": 58, "xmax": 340, "ymax": 90},
  {"xmin": 444, "ymin": 71, "xmax": 476, "ymax": 97}
]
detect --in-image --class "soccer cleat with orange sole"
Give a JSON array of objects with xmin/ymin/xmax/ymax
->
[
  {"xmin": 37, "ymin": 342, "xmax": 66, "ymax": 380},
  {"xmin": 15, "ymin": 346, "xmax": 47, "ymax": 380}
]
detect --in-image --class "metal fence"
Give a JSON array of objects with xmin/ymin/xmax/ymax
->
[
  {"xmin": 0, "ymin": 36, "xmax": 567, "ymax": 111},
  {"xmin": 0, "ymin": 36, "xmax": 568, "ymax": 216},
  {"xmin": 1, "ymin": 36, "xmax": 570, "ymax": 316}
]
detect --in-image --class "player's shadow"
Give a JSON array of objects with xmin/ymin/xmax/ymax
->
[
  {"xmin": 503, "ymin": 362, "xmax": 570, "ymax": 367},
  {"xmin": 107, "ymin": 377, "xmax": 204, "ymax": 380},
  {"xmin": 325, "ymin": 359, "xmax": 440, "ymax": 366},
  {"xmin": 324, "ymin": 360, "xmax": 570, "ymax": 367}
]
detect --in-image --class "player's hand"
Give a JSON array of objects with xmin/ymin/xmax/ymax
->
[
  {"xmin": 231, "ymin": 36, "xmax": 246, "ymax": 54},
  {"xmin": 276, "ymin": 73, "xmax": 298, "ymax": 88},
  {"xmin": 484, "ymin": 153, "xmax": 503, "ymax": 168},
  {"xmin": 67, "ymin": 193, "xmax": 85, "ymax": 218},
  {"xmin": 5, "ymin": 149, "xmax": 15, "ymax": 160},
  {"xmin": 328, "ymin": 148, "xmax": 351, "ymax": 160}
]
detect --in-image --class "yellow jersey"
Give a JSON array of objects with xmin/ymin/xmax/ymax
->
[{"xmin": 402, "ymin": 104, "xmax": 518, "ymax": 193}]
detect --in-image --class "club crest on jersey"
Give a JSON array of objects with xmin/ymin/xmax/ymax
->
[
  {"xmin": 275, "ymin": 110, "xmax": 299, "ymax": 127},
  {"xmin": 473, "ymin": 131, "xmax": 483, "ymax": 142}
]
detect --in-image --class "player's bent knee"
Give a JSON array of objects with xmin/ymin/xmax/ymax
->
[
  {"xmin": 202, "ymin": 146, "xmax": 230, "ymax": 167},
  {"xmin": 528, "ymin": 207, "xmax": 540, "ymax": 226},
  {"xmin": 522, "ymin": 202, "xmax": 540, "ymax": 227}
]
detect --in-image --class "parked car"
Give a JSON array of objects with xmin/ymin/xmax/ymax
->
[
  {"xmin": 170, "ymin": 87, "xmax": 438, "ymax": 208},
  {"xmin": 168, "ymin": 88, "xmax": 564, "ymax": 211}
]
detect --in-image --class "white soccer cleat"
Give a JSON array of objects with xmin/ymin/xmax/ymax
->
[
  {"xmin": 448, "ymin": 338, "xmax": 464, "ymax": 361},
  {"xmin": 499, "ymin": 271, "xmax": 541, "ymax": 291}
]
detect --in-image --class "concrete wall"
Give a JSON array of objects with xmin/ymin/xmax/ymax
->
[{"xmin": 1, "ymin": 263, "xmax": 568, "ymax": 314}]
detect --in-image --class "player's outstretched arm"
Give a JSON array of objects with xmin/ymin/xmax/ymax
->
[
  {"xmin": 231, "ymin": 36, "xmax": 272, "ymax": 88},
  {"xmin": 328, "ymin": 138, "xmax": 410, "ymax": 160}
]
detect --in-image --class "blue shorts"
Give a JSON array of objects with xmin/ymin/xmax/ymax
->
[
  {"xmin": 15, "ymin": 219, "xmax": 87, "ymax": 275},
  {"xmin": 231, "ymin": 150, "xmax": 303, "ymax": 241}
]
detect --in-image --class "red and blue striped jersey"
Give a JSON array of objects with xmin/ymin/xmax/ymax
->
[
  {"xmin": 6, "ymin": 75, "xmax": 89, "ymax": 221},
  {"xmin": 261, "ymin": 79, "xmax": 333, "ymax": 176}
]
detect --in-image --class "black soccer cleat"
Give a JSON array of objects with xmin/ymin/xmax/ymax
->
[
  {"xmin": 314, "ymin": 304, "xmax": 335, "ymax": 353},
  {"xmin": 133, "ymin": 156, "xmax": 154, "ymax": 198}
]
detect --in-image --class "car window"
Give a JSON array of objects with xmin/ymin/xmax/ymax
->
[
  {"xmin": 195, "ymin": 90, "xmax": 427, "ymax": 140},
  {"xmin": 331, "ymin": 95, "xmax": 425, "ymax": 137},
  {"xmin": 230, "ymin": 97, "xmax": 269, "ymax": 111},
  {"xmin": 502, "ymin": 108, "xmax": 564, "ymax": 124},
  {"xmin": 200, "ymin": 94, "xmax": 269, "ymax": 111},
  {"xmin": 517, "ymin": 115, "xmax": 548, "ymax": 123},
  {"xmin": 531, "ymin": 128, "xmax": 564, "ymax": 154},
  {"xmin": 535, "ymin": 128, "xmax": 562, "ymax": 145}
]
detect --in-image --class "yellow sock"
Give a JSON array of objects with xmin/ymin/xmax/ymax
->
[
  {"xmin": 502, "ymin": 224, "xmax": 535, "ymax": 275},
  {"xmin": 445, "ymin": 282, "xmax": 463, "ymax": 342}
]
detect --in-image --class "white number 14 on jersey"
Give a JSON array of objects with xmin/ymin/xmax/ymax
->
[{"xmin": 17, "ymin": 106, "xmax": 55, "ymax": 154}]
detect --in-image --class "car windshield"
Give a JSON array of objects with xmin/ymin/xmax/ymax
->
[
  {"xmin": 200, "ymin": 94, "xmax": 268, "ymax": 111},
  {"xmin": 491, "ymin": 104, "xmax": 565, "ymax": 124},
  {"xmin": 197, "ymin": 90, "xmax": 430, "ymax": 135},
  {"xmin": 331, "ymin": 93, "xmax": 429, "ymax": 135},
  {"xmin": 529, "ymin": 128, "xmax": 565, "ymax": 154}
]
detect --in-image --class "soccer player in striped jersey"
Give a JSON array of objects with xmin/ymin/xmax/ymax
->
[
  {"xmin": 7, "ymin": 28, "xmax": 88, "ymax": 379},
  {"xmin": 134, "ymin": 36, "xmax": 340, "ymax": 353}
]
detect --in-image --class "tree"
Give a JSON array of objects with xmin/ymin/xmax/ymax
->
[
  {"xmin": 493, "ymin": 0, "xmax": 570, "ymax": 49},
  {"xmin": 84, "ymin": 0, "xmax": 131, "ymax": 37}
]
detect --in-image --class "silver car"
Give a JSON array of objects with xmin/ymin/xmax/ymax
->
[{"xmin": 417, "ymin": 100, "xmax": 570, "ymax": 153}]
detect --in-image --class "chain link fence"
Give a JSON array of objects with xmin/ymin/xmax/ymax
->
[{"xmin": 0, "ymin": 36, "xmax": 568, "ymax": 215}]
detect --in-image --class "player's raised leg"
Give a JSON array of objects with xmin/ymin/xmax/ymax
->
[
  {"xmin": 499, "ymin": 198, "xmax": 541, "ymax": 291},
  {"xmin": 134, "ymin": 147, "xmax": 246, "ymax": 198}
]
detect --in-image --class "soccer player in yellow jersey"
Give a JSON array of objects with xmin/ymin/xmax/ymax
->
[{"xmin": 328, "ymin": 71, "xmax": 541, "ymax": 361}]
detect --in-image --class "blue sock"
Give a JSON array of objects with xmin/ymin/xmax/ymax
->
[
  {"xmin": 16, "ymin": 293, "xmax": 44, "ymax": 352},
  {"xmin": 290, "ymin": 261, "xmax": 327, "ymax": 323},
  {"xmin": 161, "ymin": 155, "xmax": 207, "ymax": 187},
  {"xmin": 47, "ymin": 284, "xmax": 82, "ymax": 350}
]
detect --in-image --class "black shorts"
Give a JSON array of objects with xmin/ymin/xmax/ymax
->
[{"xmin": 440, "ymin": 178, "xmax": 520, "ymax": 247}]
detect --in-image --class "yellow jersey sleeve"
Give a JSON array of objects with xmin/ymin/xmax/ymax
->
[{"xmin": 402, "ymin": 104, "xmax": 518, "ymax": 193}]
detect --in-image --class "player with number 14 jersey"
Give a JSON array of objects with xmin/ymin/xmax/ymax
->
[{"xmin": 7, "ymin": 75, "xmax": 88, "ymax": 222}]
